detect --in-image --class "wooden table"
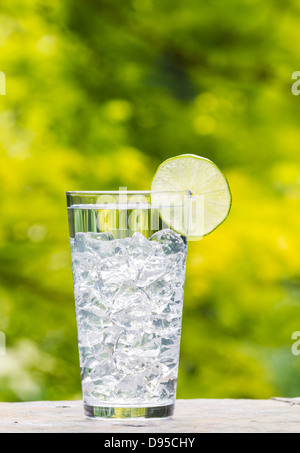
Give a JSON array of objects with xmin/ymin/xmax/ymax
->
[{"xmin": 0, "ymin": 398, "xmax": 299, "ymax": 433}]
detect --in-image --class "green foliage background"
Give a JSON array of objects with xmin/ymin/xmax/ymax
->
[{"xmin": 0, "ymin": 0, "xmax": 300, "ymax": 402}]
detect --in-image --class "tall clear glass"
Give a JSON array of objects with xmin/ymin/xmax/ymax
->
[{"xmin": 66, "ymin": 190, "xmax": 190, "ymax": 419}]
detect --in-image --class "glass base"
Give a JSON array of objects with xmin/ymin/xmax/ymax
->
[{"xmin": 83, "ymin": 403, "xmax": 174, "ymax": 419}]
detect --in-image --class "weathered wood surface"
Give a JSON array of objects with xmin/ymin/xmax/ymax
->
[{"xmin": 0, "ymin": 398, "xmax": 300, "ymax": 433}]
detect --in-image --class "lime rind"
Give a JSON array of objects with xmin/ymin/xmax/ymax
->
[{"xmin": 151, "ymin": 154, "xmax": 232, "ymax": 239}]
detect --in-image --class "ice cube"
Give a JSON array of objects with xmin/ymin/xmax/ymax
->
[
  {"xmin": 71, "ymin": 230, "xmax": 187, "ymax": 405},
  {"xmin": 74, "ymin": 231, "xmax": 114, "ymax": 256},
  {"xmin": 115, "ymin": 374, "xmax": 145, "ymax": 400},
  {"xmin": 97, "ymin": 232, "xmax": 114, "ymax": 241},
  {"xmin": 149, "ymin": 229, "xmax": 186, "ymax": 255},
  {"xmin": 126, "ymin": 232, "xmax": 154, "ymax": 266},
  {"xmin": 136, "ymin": 255, "xmax": 167, "ymax": 287}
]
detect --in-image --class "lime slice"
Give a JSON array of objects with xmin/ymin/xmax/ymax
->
[{"xmin": 151, "ymin": 154, "xmax": 232, "ymax": 240}]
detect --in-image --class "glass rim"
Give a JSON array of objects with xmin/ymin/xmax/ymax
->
[{"xmin": 66, "ymin": 190, "xmax": 191, "ymax": 195}]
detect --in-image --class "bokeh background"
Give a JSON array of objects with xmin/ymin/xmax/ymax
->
[{"xmin": 0, "ymin": 0, "xmax": 300, "ymax": 402}]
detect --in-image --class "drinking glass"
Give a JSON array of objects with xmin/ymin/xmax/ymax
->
[{"xmin": 67, "ymin": 190, "xmax": 190, "ymax": 418}]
